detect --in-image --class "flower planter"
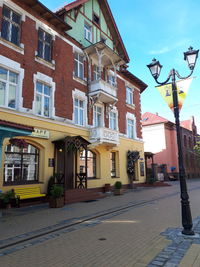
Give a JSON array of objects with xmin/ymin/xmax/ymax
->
[
  {"xmin": 49, "ymin": 197, "xmax": 64, "ymax": 208},
  {"xmin": 114, "ymin": 189, "xmax": 123, "ymax": 195}
]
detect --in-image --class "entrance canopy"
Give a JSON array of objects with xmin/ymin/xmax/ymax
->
[{"xmin": 53, "ymin": 135, "xmax": 90, "ymax": 151}]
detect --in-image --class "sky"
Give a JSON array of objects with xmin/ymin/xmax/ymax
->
[{"xmin": 41, "ymin": 0, "xmax": 200, "ymax": 131}]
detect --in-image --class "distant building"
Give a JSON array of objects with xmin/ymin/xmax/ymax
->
[{"xmin": 142, "ymin": 112, "xmax": 200, "ymax": 179}]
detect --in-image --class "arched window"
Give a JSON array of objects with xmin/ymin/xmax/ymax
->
[
  {"xmin": 79, "ymin": 150, "xmax": 96, "ymax": 178},
  {"xmin": 4, "ymin": 143, "xmax": 39, "ymax": 184}
]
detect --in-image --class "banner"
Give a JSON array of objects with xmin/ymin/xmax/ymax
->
[{"xmin": 156, "ymin": 77, "xmax": 193, "ymax": 112}]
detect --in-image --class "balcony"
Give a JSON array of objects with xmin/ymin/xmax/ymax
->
[
  {"xmin": 89, "ymin": 127, "xmax": 119, "ymax": 147},
  {"xmin": 89, "ymin": 79, "xmax": 117, "ymax": 104}
]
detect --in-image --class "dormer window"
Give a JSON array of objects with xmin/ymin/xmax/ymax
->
[
  {"xmin": 93, "ymin": 13, "xmax": 100, "ymax": 25},
  {"xmin": 84, "ymin": 23, "xmax": 92, "ymax": 42}
]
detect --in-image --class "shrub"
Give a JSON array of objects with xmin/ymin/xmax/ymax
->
[
  {"xmin": 50, "ymin": 185, "xmax": 64, "ymax": 199},
  {"xmin": 114, "ymin": 181, "xmax": 122, "ymax": 189}
]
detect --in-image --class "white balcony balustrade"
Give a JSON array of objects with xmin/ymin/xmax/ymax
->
[{"xmin": 89, "ymin": 127, "xmax": 119, "ymax": 146}]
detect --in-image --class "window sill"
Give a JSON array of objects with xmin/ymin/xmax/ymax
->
[
  {"xmin": 87, "ymin": 177, "xmax": 101, "ymax": 180},
  {"xmin": 3, "ymin": 180, "xmax": 42, "ymax": 186},
  {"xmin": 73, "ymin": 75, "xmax": 87, "ymax": 85},
  {"xmin": 111, "ymin": 176, "xmax": 120, "ymax": 179},
  {"xmin": 126, "ymin": 103, "xmax": 135, "ymax": 110},
  {"xmin": 0, "ymin": 37, "xmax": 24, "ymax": 54},
  {"xmin": 35, "ymin": 56, "xmax": 55, "ymax": 70}
]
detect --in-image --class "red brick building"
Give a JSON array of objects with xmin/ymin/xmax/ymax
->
[{"xmin": 0, "ymin": 0, "xmax": 147, "ymax": 201}]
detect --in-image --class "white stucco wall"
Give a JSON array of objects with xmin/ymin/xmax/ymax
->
[{"xmin": 142, "ymin": 123, "xmax": 166, "ymax": 153}]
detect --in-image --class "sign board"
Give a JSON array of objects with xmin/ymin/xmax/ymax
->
[
  {"xmin": 31, "ymin": 128, "xmax": 50, "ymax": 139},
  {"xmin": 48, "ymin": 158, "xmax": 54, "ymax": 167}
]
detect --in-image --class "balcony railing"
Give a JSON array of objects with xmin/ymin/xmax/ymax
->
[
  {"xmin": 89, "ymin": 79, "xmax": 118, "ymax": 103},
  {"xmin": 89, "ymin": 127, "xmax": 119, "ymax": 146}
]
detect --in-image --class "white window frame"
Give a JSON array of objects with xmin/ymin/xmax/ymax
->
[
  {"xmin": 109, "ymin": 110, "xmax": 118, "ymax": 131},
  {"xmin": 74, "ymin": 98, "xmax": 84, "ymax": 126},
  {"xmin": 107, "ymin": 71, "xmax": 116, "ymax": 87},
  {"xmin": 126, "ymin": 112, "xmax": 137, "ymax": 139},
  {"xmin": 0, "ymin": 66, "xmax": 18, "ymax": 110},
  {"xmin": 93, "ymin": 64, "xmax": 101, "ymax": 81},
  {"xmin": 126, "ymin": 86, "xmax": 134, "ymax": 105},
  {"xmin": 72, "ymin": 89, "xmax": 87, "ymax": 127},
  {"xmin": 74, "ymin": 52, "xmax": 84, "ymax": 80},
  {"xmin": 0, "ymin": 55, "xmax": 24, "ymax": 111},
  {"xmin": 33, "ymin": 72, "xmax": 55, "ymax": 119},
  {"xmin": 93, "ymin": 104, "xmax": 104, "ymax": 127},
  {"xmin": 35, "ymin": 81, "xmax": 51, "ymax": 118},
  {"xmin": 84, "ymin": 22, "xmax": 92, "ymax": 42}
]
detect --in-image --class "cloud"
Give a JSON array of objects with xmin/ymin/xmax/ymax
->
[{"xmin": 148, "ymin": 39, "xmax": 191, "ymax": 56}]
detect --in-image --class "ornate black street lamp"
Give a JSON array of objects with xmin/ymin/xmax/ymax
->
[{"xmin": 147, "ymin": 46, "xmax": 199, "ymax": 235}]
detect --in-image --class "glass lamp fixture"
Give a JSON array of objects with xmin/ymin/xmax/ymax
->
[
  {"xmin": 184, "ymin": 46, "xmax": 199, "ymax": 70},
  {"xmin": 147, "ymin": 58, "xmax": 162, "ymax": 79}
]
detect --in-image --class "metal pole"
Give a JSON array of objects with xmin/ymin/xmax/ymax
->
[{"xmin": 171, "ymin": 69, "xmax": 194, "ymax": 235}]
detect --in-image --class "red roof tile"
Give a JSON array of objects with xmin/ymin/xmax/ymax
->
[{"xmin": 142, "ymin": 112, "xmax": 169, "ymax": 126}]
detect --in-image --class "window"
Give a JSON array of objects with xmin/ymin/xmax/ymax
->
[
  {"xmin": 93, "ymin": 13, "xmax": 100, "ymax": 25},
  {"xmin": 74, "ymin": 98, "xmax": 84, "ymax": 126},
  {"xmin": 126, "ymin": 87, "xmax": 133, "ymax": 105},
  {"xmin": 0, "ymin": 66, "xmax": 18, "ymax": 109},
  {"xmin": 80, "ymin": 150, "xmax": 96, "ymax": 178},
  {"xmin": 1, "ymin": 6, "xmax": 21, "ymax": 46},
  {"xmin": 35, "ymin": 81, "xmax": 51, "ymax": 117},
  {"xmin": 94, "ymin": 105, "xmax": 102, "ymax": 127},
  {"xmin": 184, "ymin": 135, "xmax": 187, "ymax": 147},
  {"xmin": 74, "ymin": 52, "xmax": 84, "ymax": 80},
  {"xmin": 127, "ymin": 118, "xmax": 135, "ymax": 139},
  {"xmin": 110, "ymin": 152, "xmax": 116, "ymax": 177},
  {"xmin": 37, "ymin": 28, "xmax": 52, "ymax": 62},
  {"xmin": 4, "ymin": 143, "xmax": 39, "ymax": 184},
  {"xmin": 84, "ymin": 23, "xmax": 92, "ymax": 42},
  {"xmin": 109, "ymin": 111, "xmax": 117, "ymax": 130},
  {"xmin": 93, "ymin": 65, "xmax": 101, "ymax": 80},
  {"xmin": 107, "ymin": 74, "xmax": 116, "ymax": 87}
]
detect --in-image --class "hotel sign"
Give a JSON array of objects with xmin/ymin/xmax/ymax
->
[{"xmin": 31, "ymin": 128, "xmax": 50, "ymax": 139}]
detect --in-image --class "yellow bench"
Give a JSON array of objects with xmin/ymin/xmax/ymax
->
[{"xmin": 14, "ymin": 186, "xmax": 46, "ymax": 200}]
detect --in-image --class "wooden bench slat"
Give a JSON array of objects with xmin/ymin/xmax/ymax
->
[{"xmin": 14, "ymin": 186, "xmax": 46, "ymax": 200}]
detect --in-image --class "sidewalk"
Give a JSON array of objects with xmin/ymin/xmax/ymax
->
[{"xmin": 1, "ymin": 180, "xmax": 200, "ymax": 266}]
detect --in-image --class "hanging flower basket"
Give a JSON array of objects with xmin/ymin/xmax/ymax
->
[{"xmin": 9, "ymin": 138, "xmax": 28, "ymax": 149}]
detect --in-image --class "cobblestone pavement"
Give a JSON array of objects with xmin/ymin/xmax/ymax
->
[{"xmin": 1, "ymin": 179, "xmax": 200, "ymax": 266}]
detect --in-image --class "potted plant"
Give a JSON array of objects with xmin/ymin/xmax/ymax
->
[
  {"xmin": 0, "ymin": 190, "xmax": 15, "ymax": 209},
  {"xmin": 49, "ymin": 185, "xmax": 64, "ymax": 208},
  {"xmin": 114, "ymin": 181, "xmax": 123, "ymax": 195}
]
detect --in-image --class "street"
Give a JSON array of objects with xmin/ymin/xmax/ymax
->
[{"xmin": 1, "ymin": 179, "xmax": 200, "ymax": 267}]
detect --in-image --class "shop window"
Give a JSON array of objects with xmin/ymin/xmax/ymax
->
[
  {"xmin": 0, "ymin": 66, "xmax": 18, "ymax": 109},
  {"xmin": 74, "ymin": 52, "xmax": 84, "ymax": 80},
  {"xmin": 1, "ymin": 5, "xmax": 21, "ymax": 46},
  {"xmin": 35, "ymin": 81, "xmax": 51, "ymax": 117},
  {"xmin": 79, "ymin": 150, "xmax": 96, "ymax": 178},
  {"xmin": 110, "ymin": 152, "xmax": 116, "ymax": 177},
  {"xmin": 37, "ymin": 28, "xmax": 52, "ymax": 62},
  {"xmin": 4, "ymin": 143, "xmax": 39, "ymax": 184}
]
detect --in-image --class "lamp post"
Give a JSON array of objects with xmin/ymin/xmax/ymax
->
[{"xmin": 147, "ymin": 47, "xmax": 199, "ymax": 235}]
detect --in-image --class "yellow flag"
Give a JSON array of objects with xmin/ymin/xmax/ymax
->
[{"xmin": 156, "ymin": 78, "xmax": 193, "ymax": 112}]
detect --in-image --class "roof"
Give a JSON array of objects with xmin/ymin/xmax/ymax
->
[
  {"xmin": 0, "ymin": 119, "xmax": 34, "ymax": 131},
  {"xmin": 19, "ymin": 0, "xmax": 71, "ymax": 31},
  {"xmin": 142, "ymin": 112, "xmax": 169, "ymax": 126},
  {"xmin": 120, "ymin": 69, "xmax": 148, "ymax": 92},
  {"xmin": 56, "ymin": 0, "xmax": 129, "ymax": 63},
  {"xmin": 180, "ymin": 120, "xmax": 192, "ymax": 131}
]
